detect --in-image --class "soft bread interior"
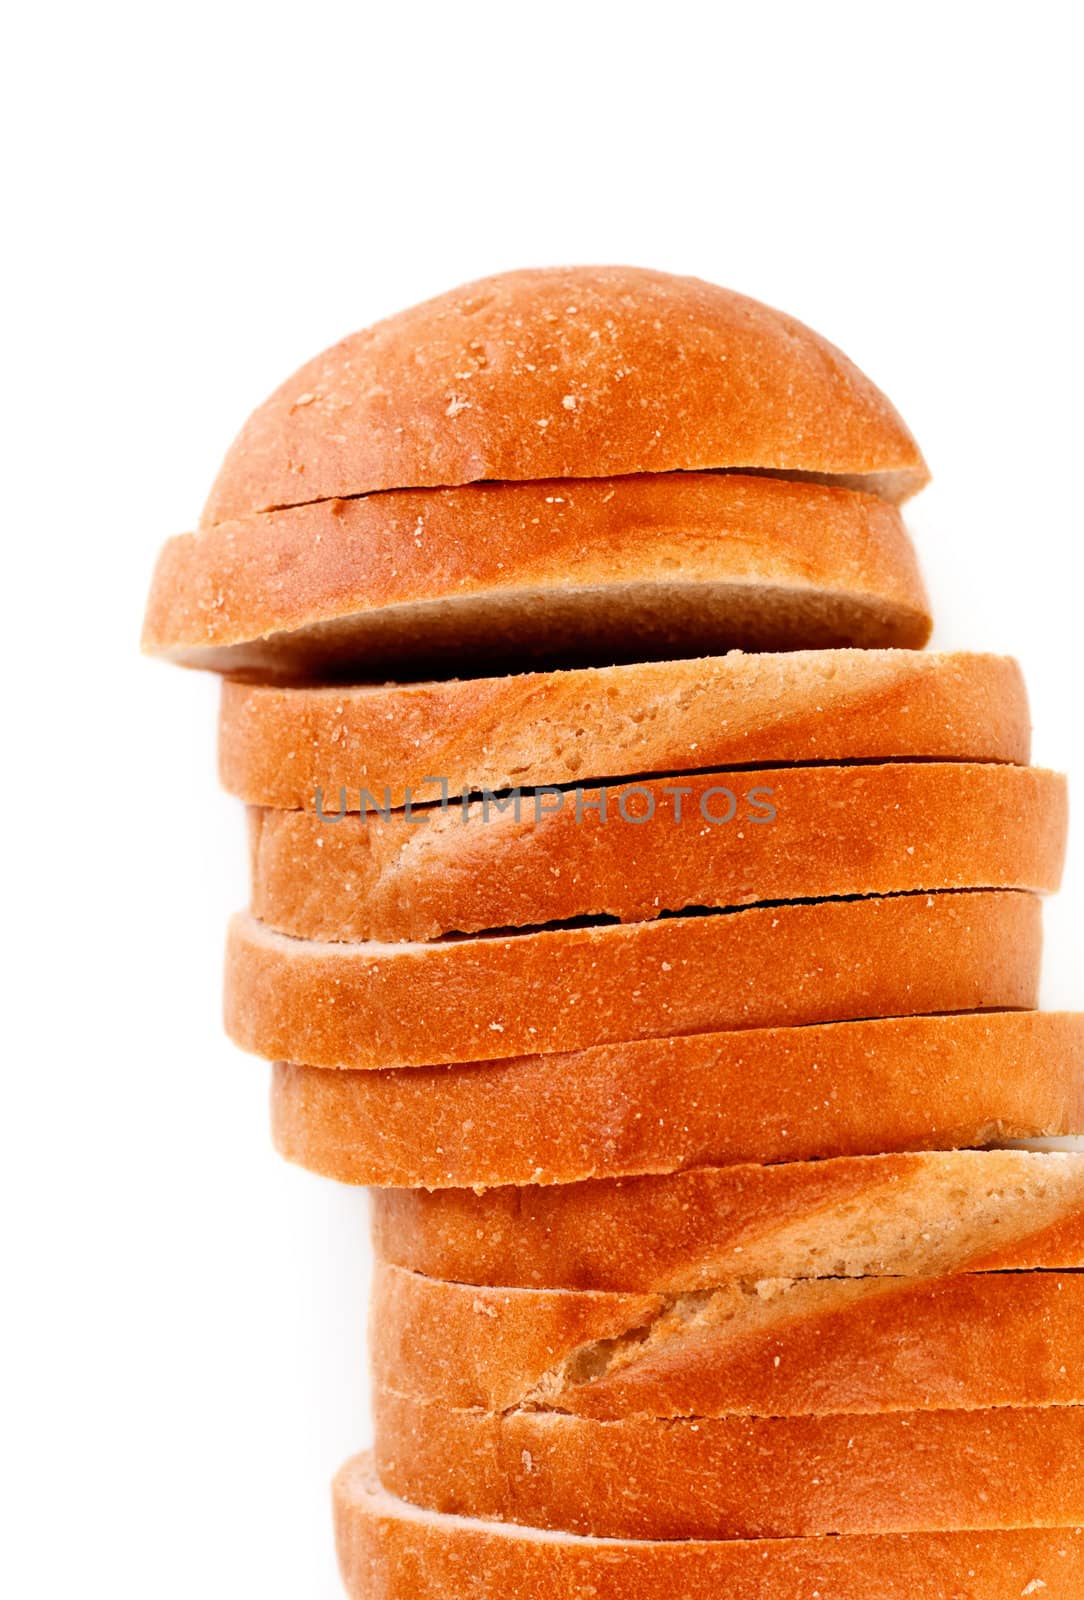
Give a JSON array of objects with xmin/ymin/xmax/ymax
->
[{"xmin": 630, "ymin": 1152, "xmax": 1084, "ymax": 1287}]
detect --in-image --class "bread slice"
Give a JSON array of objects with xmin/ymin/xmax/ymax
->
[
  {"xmin": 372, "ymin": 1262, "xmax": 1084, "ymax": 1419},
  {"xmin": 373, "ymin": 1386, "xmax": 1084, "ymax": 1539},
  {"xmin": 334, "ymin": 1453, "xmax": 1084, "ymax": 1600},
  {"xmin": 370, "ymin": 1149, "xmax": 1084, "ymax": 1290},
  {"xmin": 248, "ymin": 762, "xmax": 1066, "ymax": 942},
  {"xmin": 226, "ymin": 890, "xmax": 1040, "ymax": 1071},
  {"xmin": 143, "ymin": 474, "xmax": 933, "ymax": 677},
  {"xmin": 273, "ymin": 1011, "xmax": 1084, "ymax": 1188},
  {"xmin": 200, "ymin": 267, "xmax": 929, "ymax": 526},
  {"xmin": 219, "ymin": 650, "xmax": 1030, "ymax": 811}
]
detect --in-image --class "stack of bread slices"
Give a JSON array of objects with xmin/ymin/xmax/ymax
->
[{"xmin": 144, "ymin": 266, "xmax": 1084, "ymax": 1599}]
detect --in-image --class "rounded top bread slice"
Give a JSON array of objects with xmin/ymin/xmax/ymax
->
[
  {"xmin": 142, "ymin": 473, "xmax": 931, "ymax": 677},
  {"xmin": 218, "ymin": 649, "xmax": 1030, "ymax": 811},
  {"xmin": 333, "ymin": 1452, "xmax": 1084, "ymax": 1600},
  {"xmin": 200, "ymin": 266, "xmax": 929, "ymax": 526}
]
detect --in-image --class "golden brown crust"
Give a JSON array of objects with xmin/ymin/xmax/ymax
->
[
  {"xmin": 200, "ymin": 267, "xmax": 929, "ymax": 525},
  {"xmin": 335, "ymin": 1454, "xmax": 1084, "ymax": 1600},
  {"xmin": 370, "ymin": 1149, "xmax": 1084, "ymax": 1290},
  {"xmin": 249, "ymin": 762, "xmax": 1066, "ymax": 942},
  {"xmin": 218, "ymin": 650, "xmax": 1031, "ymax": 811},
  {"xmin": 372, "ymin": 1264, "xmax": 1084, "ymax": 1418},
  {"xmin": 272, "ymin": 1011, "xmax": 1084, "ymax": 1188},
  {"xmin": 226, "ymin": 890, "xmax": 1041, "ymax": 1071},
  {"xmin": 372, "ymin": 1388, "xmax": 1084, "ymax": 1539},
  {"xmin": 144, "ymin": 474, "xmax": 931, "ymax": 675}
]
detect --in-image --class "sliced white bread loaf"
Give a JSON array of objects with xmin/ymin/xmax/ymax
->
[
  {"xmin": 248, "ymin": 762, "xmax": 1067, "ymax": 942},
  {"xmin": 144, "ymin": 474, "xmax": 933, "ymax": 677},
  {"xmin": 226, "ymin": 890, "xmax": 1041, "ymax": 1071},
  {"xmin": 218, "ymin": 650, "xmax": 1029, "ymax": 812},
  {"xmin": 371, "ymin": 1262, "xmax": 1084, "ymax": 1418},
  {"xmin": 335, "ymin": 1453, "xmax": 1084, "ymax": 1600},
  {"xmin": 373, "ymin": 1388, "xmax": 1084, "ymax": 1539},
  {"xmin": 370, "ymin": 1149, "xmax": 1084, "ymax": 1290},
  {"xmin": 273, "ymin": 1011, "xmax": 1084, "ymax": 1188}
]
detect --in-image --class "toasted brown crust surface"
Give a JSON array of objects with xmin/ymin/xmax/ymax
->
[
  {"xmin": 273, "ymin": 1011, "xmax": 1084, "ymax": 1188},
  {"xmin": 219, "ymin": 650, "xmax": 1031, "ymax": 811},
  {"xmin": 370, "ymin": 1149, "xmax": 1084, "ymax": 1290},
  {"xmin": 144, "ymin": 474, "xmax": 932, "ymax": 676},
  {"xmin": 226, "ymin": 890, "xmax": 1041, "ymax": 1071},
  {"xmin": 372, "ymin": 1264, "xmax": 1084, "ymax": 1418},
  {"xmin": 373, "ymin": 1388, "xmax": 1084, "ymax": 1539},
  {"xmin": 249, "ymin": 762, "xmax": 1066, "ymax": 942},
  {"xmin": 201, "ymin": 267, "xmax": 929, "ymax": 525},
  {"xmin": 335, "ymin": 1454, "xmax": 1084, "ymax": 1600}
]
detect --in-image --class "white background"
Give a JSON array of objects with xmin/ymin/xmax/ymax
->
[{"xmin": 4, "ymin": 4, "xmax": 1082, "ymax": 1595}]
